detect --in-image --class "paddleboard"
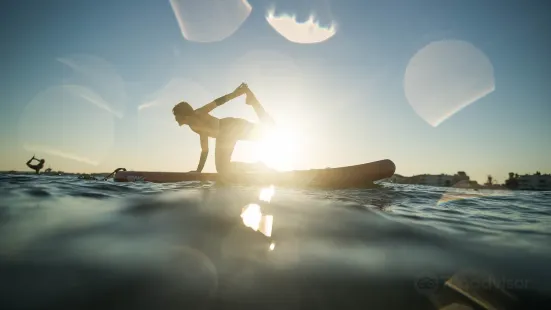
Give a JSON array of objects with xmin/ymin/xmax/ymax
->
[{"xmin": 114, "ymin": 159, "xmax": 396, "ymax": 189}]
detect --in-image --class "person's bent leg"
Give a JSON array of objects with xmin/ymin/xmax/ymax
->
[
  {"xmin": 251, "ymin": 102, "xmax": 274, "ymax": 125},
  {"xmin": 216, "ymin": 117, "xmax": 274, "ymax": 176},
  {"xmin": 27, "ymin": 163, "xmax": 38, "ymax": 172},
  {"xmin": 247, "ymin": 92, "xmax": 275, "ymax": 127},
  {"xmin": 231, "ymin": 161, "xmax": 274, "ymax": 173},
  {"xmin": 215, "ymin": 137, "xmax": 237, "ymax": 174},
  {"xmin": 215, "ymin": 118, "xmax": 243, "ymax": 174}
]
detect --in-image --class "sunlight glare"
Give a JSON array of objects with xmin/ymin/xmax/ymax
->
[
  {"xmin": 255, "ymin": 127, "xmax": 300, "ymax": 171},
  {"xmin": 169, "ymin": 0, "xmax": 252, "ymax": 43},
  {"xmin": 266, "ymin": 9, "xmax": 336, "ymax": 44},
  {"xmin": 241, "ymin": 204, "xmax": 262, "ymax": 231},
  {"xmin": 259, "ymin": 185, "xmax": 275, "ymax": 202},
  {"xmin": 404, "ymin": 40, "xmax": 495, "ymax": 127}
]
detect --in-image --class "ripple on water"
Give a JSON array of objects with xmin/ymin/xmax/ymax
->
[
  {"xmin": 0, "ymin": 176, "xmax": 550, "ymax": 309},
  {"xmin": 1, "ymin": 175, "xmax": 550, "ymax": 246},
  {"xmin": 24, "ymin": 188, "xmax": 51, "ymax": 198}
]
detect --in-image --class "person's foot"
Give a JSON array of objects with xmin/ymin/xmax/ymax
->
[{"xmin": 245, "ymin": 91, "xmax": 258, "ymax": 105}]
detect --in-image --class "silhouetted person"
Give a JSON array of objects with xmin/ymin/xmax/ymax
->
[
  {"xmin": 172, "ymin": 83, "xmax": 275, "ymax": 174},
  {"xmin": 26, "ymin": 156, "xmax": 45, "ymax": 174}
]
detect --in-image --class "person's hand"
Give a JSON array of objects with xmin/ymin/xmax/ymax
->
[{"xmin": 233, "ymin": 83, "xmax": 249, "ymax": 96}]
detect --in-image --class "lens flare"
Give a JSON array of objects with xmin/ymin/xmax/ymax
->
[
  {"xmin": 138, "ymin": 78, "xmax": 212, "ymax": 113},
  {"xmin": 58, "ymin": 54, "xmax": 126, "ymax": 118},
  {"xmin": 169, "ymin": 0, "xmax": 252, "ymax": 43},
  {"xmin": 404, "ymin": 40, "xmax": 495, "ymax": 127},
  {"xmin": 18, "ymin": 85, "xmax": 115, "ymax": 166},
  {"xmin": 266, "ymin": 9, "xmax": 336, "ymax": 44}
]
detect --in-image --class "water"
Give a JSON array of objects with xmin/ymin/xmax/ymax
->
[{"xmin": 1, "ymin": 174, "xmax": 550, "ymax": 309}]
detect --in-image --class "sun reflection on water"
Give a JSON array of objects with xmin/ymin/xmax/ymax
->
[
  {"xmin": 241, "ymin": 204, "xmax": 274, "ymax": 238},
  {"xmin": 240, "ymin": 186, "xmax": 276, "ymax": 239},
  {"xmin": 259, "ymin": 185, "xmax": 275, "ymax": 202}
]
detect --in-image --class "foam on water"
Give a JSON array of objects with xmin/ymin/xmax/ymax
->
[{"xmin": 0, "ymin": 174, "xmax": 550, "ymax": 309}]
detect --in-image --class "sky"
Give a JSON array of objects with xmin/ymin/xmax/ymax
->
[{"xmin": 1, "ymin": 0, "xmax": 550, "ymax": 184}]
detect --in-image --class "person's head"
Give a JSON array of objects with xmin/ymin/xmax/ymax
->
[
  {"xmin": 172, "ymin": 101, "xmax": 194, "ymax": 126},
  {"xmin": 40, "ymin": 159, "xmax": 45, "ymax": 164}
]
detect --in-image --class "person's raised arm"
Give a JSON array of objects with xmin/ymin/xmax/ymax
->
[
  {"xmin": 195, "ymin": 134, "xmax": 209, "ymax": 172},
  {"xmin": 195, "ymin": 83, "xmax": 248, "ymax": 114}
]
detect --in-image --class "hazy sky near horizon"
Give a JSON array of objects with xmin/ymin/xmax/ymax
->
[{"xmin": 1, "ymin": 0, "xmax": 550, "ymax": 183}]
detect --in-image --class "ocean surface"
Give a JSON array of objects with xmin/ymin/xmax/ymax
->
[{"xmin": 1, "ymin": 173, "xmax": 550, "ymax": 309}]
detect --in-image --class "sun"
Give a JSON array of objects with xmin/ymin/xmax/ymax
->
[{"xmin": 254, "ymin": 126, "xmax": 300, "ymax": 171}]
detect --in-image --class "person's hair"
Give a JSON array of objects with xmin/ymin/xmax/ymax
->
[
  {"xmin": 40, "ymin": 159, "xmax": 45, "ymax": 163},
  {"xmin": 172, "ymin": 101, "xmax": 194, "ymax": 117}
]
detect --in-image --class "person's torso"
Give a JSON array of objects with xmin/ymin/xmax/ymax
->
[{"xmin": 188, "ymin": 113, "xmax": 220, "ymax": 137}]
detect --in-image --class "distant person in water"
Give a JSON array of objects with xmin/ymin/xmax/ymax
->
[
  {"xmin": 26, "ymin": 156, "xmax": 45, "ymax": 174},
  {"xmin": 172, "ymin": 83, "xmax": 275, "ymax": 174}
]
